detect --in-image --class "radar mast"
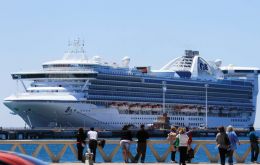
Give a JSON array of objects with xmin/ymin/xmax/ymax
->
[{"xmin": 63, "ymin": 38, "xmax": 87, "ymax": 60}]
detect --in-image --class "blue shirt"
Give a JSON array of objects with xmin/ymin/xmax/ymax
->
[
  {"xmin": 226, "ymin": 131, "xmax": 239, "ymax": 150},
  {"xmin": 249, "ymin": 131, "xmax": 258, "ymax": 143}
]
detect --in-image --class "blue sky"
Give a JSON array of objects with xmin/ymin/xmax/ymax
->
[{"xmin": 0, "ymin": 0, "xmax": 260, "ymax": 128}]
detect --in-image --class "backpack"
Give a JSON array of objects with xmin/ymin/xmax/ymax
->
[{"xmin": 249, "ymin": 132, "xmax": 258, "ymax": 143}]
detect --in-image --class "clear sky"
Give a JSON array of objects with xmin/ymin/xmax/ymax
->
[{"xmin": 0, "ymin": 0, "xmax": 260, "ymax": 128}]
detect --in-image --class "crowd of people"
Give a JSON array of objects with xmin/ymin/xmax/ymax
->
[
  {"xmin": 215, "ymin": 125, "xmax": 259, "ymax": 165},
  {"xmin": 76, "ymin": 125, "xmax": 259, "ymax": 164}
]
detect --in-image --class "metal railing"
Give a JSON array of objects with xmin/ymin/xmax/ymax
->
[{"xmin": 0, "ymin": 140, "xmax": 257, "ymax": 163}]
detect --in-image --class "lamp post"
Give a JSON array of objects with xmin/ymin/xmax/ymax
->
[
  {"xmin": 84, "ymin": 119, "xmax": 86, "ymax": 129},
  {"xmin": 162, "ymin": 81, "xmax": 167, "ymax": 114},
  {"xmin": 205, "ymin": 84, "xmax": 209, "ymax": 129}
]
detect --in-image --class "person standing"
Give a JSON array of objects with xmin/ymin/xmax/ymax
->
[
  {"xmin": 76, "ymin": 128, "xmax": 86, "ymax": 162},
  {"xmin": 87, "ymin": 127, "xmax": 98, "ymax": 162},
  {"xmin": 186, "ymin": 127, "xmax": 193, "ymax": 163},
  {"xmin": 120, "ymin": 125, "xmax": 133, "ymax": 163},
  {"xmin": 167, "ymin": 126, "xmax": 177, "ymax": 163},
  {"xmin": 134, "ymin": 124, "xmax": 150, "ymax": 163},
  {"xmin": 216, "ymin": 126, "xmax": 230, "ymax": 165},
  {"xmin": 226, "ymin": 125, "xmax": 240, "ymax": 165},
  {"xmin": 176, "ymin": 127, "xmax": 189, "ymax": 165},
  {"xmin": 249, "ymin": 126, "xmax": 259, "ymax": 163}
]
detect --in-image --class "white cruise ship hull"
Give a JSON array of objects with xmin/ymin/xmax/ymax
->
[{"xmin": 4, "ymin": 99, "xmax": 254, "ymax": 129}]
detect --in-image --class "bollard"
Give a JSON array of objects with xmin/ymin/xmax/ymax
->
[{"xmin": 85, "ymin": 148, "xmax": 94, "ymax": 165}]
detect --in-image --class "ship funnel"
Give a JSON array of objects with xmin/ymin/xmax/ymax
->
[
  {"xmin": 122, "ymin": 56, "xmax": 130, "ymax": 67},
  {"xmin": 185, "ymin": 50, "xmax": 199, "ymax": 57}
]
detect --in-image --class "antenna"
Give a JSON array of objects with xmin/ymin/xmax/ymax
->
[{"xmin": 63, "ymin": 38, "xmax": 87, "ymax": 60}]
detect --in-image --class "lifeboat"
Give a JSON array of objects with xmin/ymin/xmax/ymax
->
[
  {"xmin": 110, "ymin": 102, "xmax": 118, "ymax": 108},
  {"xmin": 129, "ymin": 104, "xmax": 140, "ymax": 111},
  {"xmin": 118, "ymin": 103, "xmax": 129, "ymax": 110},
  {"xmin": 181, "ymin": 108, "xmax": 195, "ymax": 113},
  {"xmin": 181, "ymin": 109, "xmax": 191, "ymax": 113},
  {"xmin": 210, "ymin": 109, "xmax": 219, "ymax": 113},
  {"xmin": 141, "ymin": 104, "xmax": 152, "ymax": 111},
  {"xmin": 229, "ymin": 107, "xmax": 238, "ymax": 113},
  {"xmin": 188, "ymin": 105, "xmax": 196, "ymax": 109},
  {"xmin": 174, "ymin": 104, "xmax": 182, "ymax": 110},
  {"xmin": 152, "ymin": 104, "xmax": 162, "ymax": 111},
  {"xmin": 221, "ymin": 109, "xmax": 229, "ymax": 114},
  {"xmin": 199, "ymin": 109, "xmax": 206, "ymax": 113}
]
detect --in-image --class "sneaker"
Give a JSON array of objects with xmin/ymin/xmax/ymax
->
[{"xmin": 170, "ymin": 160, "xmax": 178, "ymax": 163}]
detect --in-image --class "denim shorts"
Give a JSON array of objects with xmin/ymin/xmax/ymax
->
[{"xmin": 120, "ymin": 140, "xmax": 130, "ymax": 150}]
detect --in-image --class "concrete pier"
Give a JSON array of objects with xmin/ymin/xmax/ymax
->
[
  {"xmin": 0, "ymin": 139, "xmax": 258, "ymax": 164},
  {"xmin": 50, "ymin": 163, "xmax": 255, "ymax": 165}
]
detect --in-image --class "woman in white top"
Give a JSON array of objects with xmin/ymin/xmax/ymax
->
[{"xmin": 176, "ymin": 127, "xmax": 189, "ymax": 165}]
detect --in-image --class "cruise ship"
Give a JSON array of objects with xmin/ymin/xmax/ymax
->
[{"xmin": 3, "ymin": 39, "xmax": 260, "ymax": 129}]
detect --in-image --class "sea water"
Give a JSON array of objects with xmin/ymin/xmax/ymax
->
[{"xmin": 0, "ymin": 136, "xmax": 257, "ymax": 163}]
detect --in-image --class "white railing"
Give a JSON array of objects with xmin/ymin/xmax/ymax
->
[{"xmin": 0, "ymin": 140, "xmax": 257, "ymax": 163}]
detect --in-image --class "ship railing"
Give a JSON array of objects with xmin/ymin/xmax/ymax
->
[{"xmin": 0, "ymin": 139, "xmax": 257, "ymax": 163}]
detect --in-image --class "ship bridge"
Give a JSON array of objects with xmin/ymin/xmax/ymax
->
[
  {"xmin": 221, "ymin": 65, "xmax": 260, "ymax": 76},
  {"xmin": 158, "ymin": 50, "xmax": 223, "ymax": 80}
]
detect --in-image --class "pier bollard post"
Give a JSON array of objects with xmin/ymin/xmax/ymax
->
[{"xmin": 85, "ymin": 148, "xmax": 94, "ymax": 165}]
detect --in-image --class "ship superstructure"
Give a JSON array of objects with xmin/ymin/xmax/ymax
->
[{"xmin": 4, "ymin": 39, "xmax": 260, "ymax": 129}]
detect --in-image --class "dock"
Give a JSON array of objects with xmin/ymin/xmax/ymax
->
[
  {"xmin": 0, "ymin": 127, "xmax": 249, "ymax": 139},
  {"xmin": 0, "ymin": 139, "xmax": 258, "ymax": 164}
]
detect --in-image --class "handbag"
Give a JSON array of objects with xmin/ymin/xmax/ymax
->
[
  {"xmin": 169, "ymin": 144, "xmax": 176, "ymax": 151},
  {"xmin": 174, "ymin": 137, "xmax": 179, "ymax": 148},
  {"xmin": 187, "ymin": 148, "xmax": 194, "ymax": 159}
]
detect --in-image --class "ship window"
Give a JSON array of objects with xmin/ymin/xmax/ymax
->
[{"xmin": 12, "ymin": 73, "xmax": 98, "ymax": 79}]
